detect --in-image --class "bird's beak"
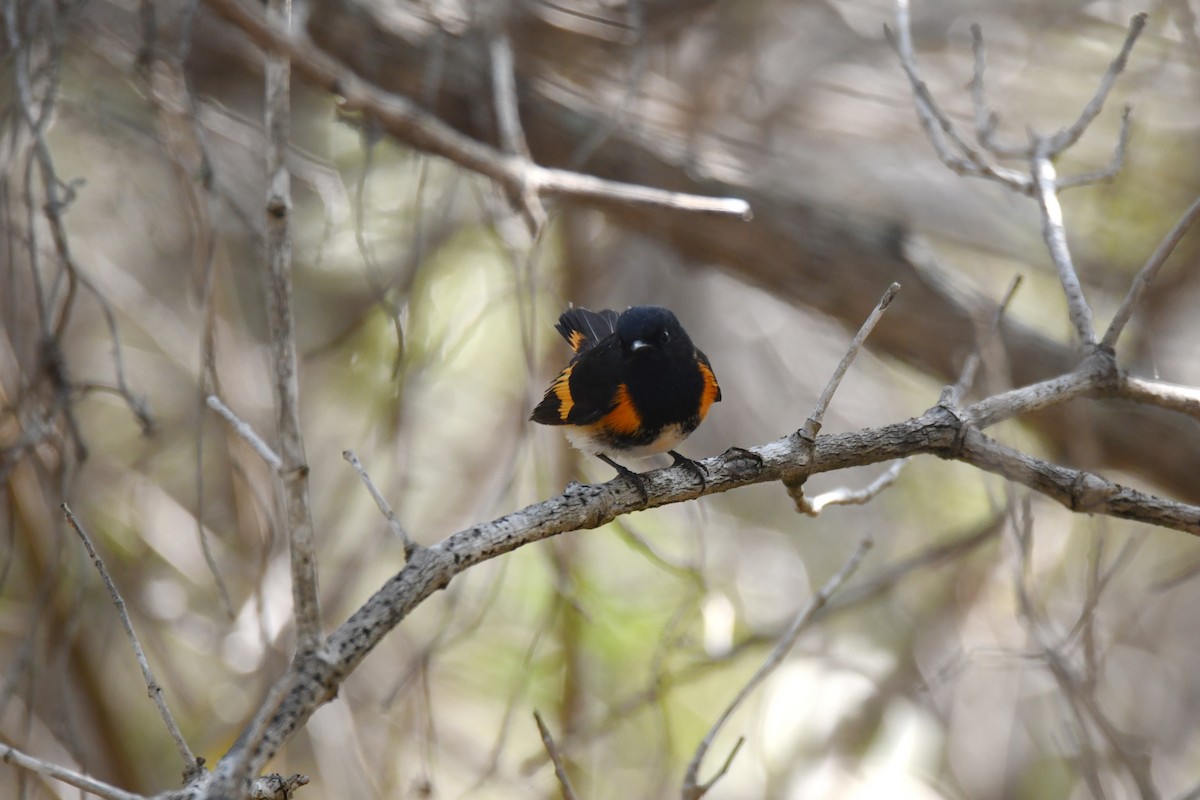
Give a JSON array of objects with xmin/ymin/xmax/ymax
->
[{"xmin": 631, "ymin": 340, "xmax": 651, "ymax": 352}]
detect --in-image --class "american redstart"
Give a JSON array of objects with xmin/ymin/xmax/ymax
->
[{"xmin": 531, "ymin": 305, "xmax": 721, "ymax": 497}]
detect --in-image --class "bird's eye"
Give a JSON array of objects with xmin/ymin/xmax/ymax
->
[{"xmin": 659, "ymin": 329, "xmax": 670, "ymax": 345}]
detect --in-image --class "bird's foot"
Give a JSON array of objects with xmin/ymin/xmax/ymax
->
[
  {"xmin": 597, "ymin": 454, "xmax": 649, "ymax": 501},
  {"xmin": 721, "ymin": 447, "xmax": 764, "ymax": 479},
  {"xmin": 668, "ymin": 450, "xmax": 708, "ymax": 492},
  {"xmin": 722, "ymin": 446, "xmax": 763, "ymax": 466}
]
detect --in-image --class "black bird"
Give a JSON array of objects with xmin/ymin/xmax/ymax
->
[{"xmin": 531, "ymin": 305, "xmax": 721, "ymax": 497}]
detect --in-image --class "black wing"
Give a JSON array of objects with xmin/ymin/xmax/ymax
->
[{"xmin": 530, "ymin": 336, "xmax": 622, "ymax": 426}]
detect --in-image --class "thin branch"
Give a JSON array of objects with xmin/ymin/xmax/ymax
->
[
  {"xmin": 343, "ymin": 449, "xmax": 417, "ymax": 558},
  {"xmin": 1116, "ymin": 376, "xmax": 1200, "ymax": 422},
  {"xmin": 5, "ymin": 0, "xmax": 154, "ymax": 445},
  {"xmin": 533, "ymin": 711, "xmax": 579, "ymax": 800},
  {"xmin": 1030, "ymin": 140, "xmax": 1096, "ymax": 346},
  {"xmin": 61, "ymin": 504, "xmax": 201, "ymax": 779},
  {"xmin": 962, "ymin": 367, "xmax": 1097, "ymax": 429},
  {"xmin": 800, "ymin": 282, "xmax": 900, "ymax": 440},
  {"xmin": 1056, "ymin": 104, "xmax": 1133, "ymax": 191},
  {"xmin": 489, "ymin": 21, "xmax": 546, "ymax": 232},
  {"xmin": 202, "ymin": 0, "xmax": 751, "ymax": 219},
  {"xmin": 489, "ymin": 24, "xmax": 530, "ymax": 160},
  {"xmin": 886, "ymin": 3, "xmax": 1030, "ymax": 191},
  {"xmin": 958, "ymin": 428, "xmax": 1198, "ymax": 531},
  {"xmin": 801, "ymin": 458, "xmax": 909, "ymax": 515},
  {"xmin": 969, "ymin": 24, "xmax": 1027, "ymax": 159},
  {"xmin": 206, "ymin": 394, "xmax": 283, "ymax": 469},
  {"xmin": 1045, "ymin": 13, "xmax": 1148, "ymax": 155},
  {"xmin": 901, "ymin": 7, "xmax": 1145, "ymax": 198},
  {"xmin": 0, "ymin": 743, "xmax": 145, "ymax": 800},
  {"xmin": 680, "ymin": 536, "xmax": 873, "ymax": 800},
  {"xmin": 262, "ymin": 0, "xmax": 322, "ymax": 656},
  {"xmin": 789, "ymin": 281, "xmax": 899, "ymax": 510},
  {"xmin": 944, "ymin": 274, "xmax": 1023, "ymax": 407},
  {"xmin": 1103, "ymin": 192, "xmax": 1200, "ymax": 350}
]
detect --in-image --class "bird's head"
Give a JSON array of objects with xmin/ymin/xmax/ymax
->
[{"xmin": 616, "ymin": 306, "xmax": 690, "ymax": 357}]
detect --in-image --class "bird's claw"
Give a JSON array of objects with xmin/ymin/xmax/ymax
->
[
  {"xmin": 598, "ymin": 454, "xmax": 650, "ymax": 501},
  {"xmin": 668, "ymin": 450, "xmax": 708, "ymax": 492}
]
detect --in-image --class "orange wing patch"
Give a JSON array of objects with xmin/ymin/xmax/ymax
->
[
  {"xmin": 697, "ymin": 361, "xmax": 721, "ymax": 420},
  {"xmin": 551, "ymin": 365, "xmax": 575, "ymax": 420},
  {"xmin": 598, "ymin": 383, "xmax": 642, "ymax": 434}
]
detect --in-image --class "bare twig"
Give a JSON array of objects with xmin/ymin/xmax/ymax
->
[
  {"xmin": 489, "ymin": 22, "xmax": 546, "ymax": 232},
  {"xmin": 533, "ymin": 711, "xmax": 579, "ymax": 800},
  {"xmin": 202, "ymin": 0, "xmax": 751, "ymax": 219},
  {"xmin": 0, "ymin": 743, "xmax": 145, "ymax": 800},
  {"xmin": 343, "ymin": 449, "xmax": 417, "ymax": 558},
  {"xmin": 900, "ymin": 7, "xmax": 1145, "ymax": 198},
  {"xmin": 61, "ymin": 504, "xmax": 201, "ymax": 779},
  {"xmin": 1030, "ymin": 140, "xmax": 1096, "ymax": 346},
  {"xmin": 1057, "ymin": 104, "xmax": 1133, "ymax": 191},
  {"xmin": 680, "ymin": 535, "xmax": 873, "ymax": 800},
  {"xmin": 886, "ymin": 3, "xmax": 1029, "ymax": 191},
  {"xmin": 489, "ymin": 26, "xmax": 530, "ymax": 160},
  {"xmin": 5, "ymin": 0, "xmax": 154, "ymax": 445},
  {"xmin": 944, "ymin": 274, "xmax": 1023, "ymax": 407},
  {"xmin": 206, "ymin": 394, "xmax": 283, "ymax": 469},
  {"xmin": 799, "ymin": 282, "xmax": 901, "ymax": 440},
  {"xmin": 1046, "ymin": 13, "xmax": 1148, "ymax": 155},
  {"xmin": 1103, "ymin": 193, "xmax": 1200, "ymax": 350},
  {"xmin": 801, "ymin": 458, "xmax": 909, "ymax": 515},
  {"xmin": 1116, "ymin": 376, "xmax": 1200, "ymax": 422},
  {"xmin": 789, "ymin": 282, "xmax": 899, "ymax": 510},
  {"xmin": 969, "ymin": 24, "xmax": 1026, "ymax": 159},
  {"xmin": 262, "ymin": 0, "xmax": 322, "ymax": 656},
  {"xmin": 963, "ymin": 359, "xmax": 1099, "ymax": 429}
]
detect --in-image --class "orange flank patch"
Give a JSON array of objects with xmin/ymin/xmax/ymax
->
[
  {"xmin": 551, "ymin": 366, "xmax": 575, "ymax": 420},
  {"xmin": 599, "ymin": 384, "xmax": 642, "ymax": 434},
  {"xmin": 698, "ymin": 361, "xmax": 721, "ymax": 419},
  {"xmin": 568, "ymin": 330, "xmax": 587, "ymax": 353}
]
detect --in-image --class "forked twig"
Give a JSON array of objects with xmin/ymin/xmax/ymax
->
[
  {"xmin": 203, "ymin": 0, "xmax": 751, "ymax": 220},
  {"xmin": 1046, "ymin": 13, "xmax": 1148, "ymax": 155}
]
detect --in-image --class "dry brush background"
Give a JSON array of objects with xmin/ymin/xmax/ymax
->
[{"xmin": 4, "ymin": 0, "xmax": 1200, "ymax": 798}]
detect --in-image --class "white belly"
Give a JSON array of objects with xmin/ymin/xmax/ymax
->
[{"xmin": 566, "ymin": 423, "xmax": 690, "ymax": 457}]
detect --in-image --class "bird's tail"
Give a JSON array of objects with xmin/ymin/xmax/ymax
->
[{"xmin": 554, "ymin": 307, "xmax": 619, "ymax": 354}]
